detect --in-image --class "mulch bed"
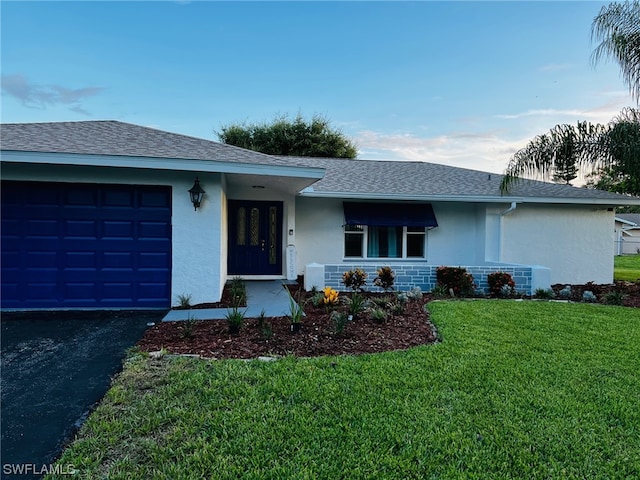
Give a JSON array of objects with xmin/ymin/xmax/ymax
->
[
  {"xmin": 138, "ymin": 289, "xmax": 437, "ymax": 360},
  {"xmin": 137, "ymin": 281, "xmax": 639, "ymax": 360},
  {"xmin": 551, "ymin": 281, "xmax": 640, "ymax": 308}
]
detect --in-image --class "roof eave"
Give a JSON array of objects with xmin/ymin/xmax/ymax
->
[
  {"xmin": 298, "ymin": 189, "xmax": 640, "ymax": 206},
  {"xmin": 0, "ymin": 150, "xmax": 326, "ymax": 180}
]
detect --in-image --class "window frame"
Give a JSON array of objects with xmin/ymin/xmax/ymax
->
[{"xmin": 343, "ymin": 224, "xmax": 427, "ymax": 259}]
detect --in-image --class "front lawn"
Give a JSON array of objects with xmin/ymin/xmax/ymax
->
[
  {"xmin": 49, "ymin": 301, "xmax": 640, "ymax": 479},
  {"xmin": 615, "ymin": 254, "xmax": 640, "ymax": 282}
]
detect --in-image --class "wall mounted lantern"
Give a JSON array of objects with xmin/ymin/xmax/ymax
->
[{"xmin": 188, "ymin": 177, "xmax": 205, "ymax": 211}]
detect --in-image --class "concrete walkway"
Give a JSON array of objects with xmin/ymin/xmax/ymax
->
[{"xmin": 162, "ymin": 280, "xmax": 295, "ymax": 322}]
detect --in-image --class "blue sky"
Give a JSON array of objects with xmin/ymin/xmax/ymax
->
[{"xmin": 1, "ymin": 1, "xmax": 634, "ymax": 174}]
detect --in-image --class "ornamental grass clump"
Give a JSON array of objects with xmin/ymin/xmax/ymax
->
[
  {"xmin": 346, "ymin": 292, "xmax": 367, "ymax": 319},
  {"xmin": 342, "ymin": 268, "xmax": 368, "ymax": 292}
]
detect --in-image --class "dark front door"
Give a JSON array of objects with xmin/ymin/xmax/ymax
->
[{"xmin": 228, "ymin": 200, "xmax": 283, "ymax": 275}]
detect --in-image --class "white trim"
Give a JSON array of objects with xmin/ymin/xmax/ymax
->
[
  {"xmin": 344, "ymin": 225, "xmax": 427, "ymax": 260},
  {"xmin": 615, "ymin": 216, "xmax": 638, "ymax": 226},
  {"xmin": 299, "ymin": 190, "xmax": 640, "ymax": 206}
]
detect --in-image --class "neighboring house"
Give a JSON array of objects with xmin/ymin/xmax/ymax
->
[
  {"xmin": 2, "ymin": 120, "xmax": 639, "ymax": 310},
  {"xmin": 615, "ymin": 214, "xmax": 640, "ymax": 255}
]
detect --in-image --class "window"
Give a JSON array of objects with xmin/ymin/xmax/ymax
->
[{"xmin": 344, "ymin": 225, "xmax": 426, "ymax": 259}]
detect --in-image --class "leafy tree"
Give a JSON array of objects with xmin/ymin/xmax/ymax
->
[
  {"xmin": 216, "ymin": 113, "xmax": 358, "ymax": 158},
  {"xmin": 591, "ymin": 1, "xmax": 640, "ymax": 104}
]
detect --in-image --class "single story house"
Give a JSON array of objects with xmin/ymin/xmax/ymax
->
[
  {"xmin": 2, "ymin": 120, "xmax": 639, "ymax": 310},
  {"xmin": 615, "ymin": 214, "xmax": 640, "ymax": 255}
]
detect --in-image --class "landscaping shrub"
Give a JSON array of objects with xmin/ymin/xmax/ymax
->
[
  {"xmin": 436, "ymin": 266, "xmax": 475, "ymax": 297},
  {"xmin": 373, "ymin": 266, "xmax": 395, "ymax": 292},
  {"xmin": 604, "ymin": 290, "xmax": 625, "ymax": 306},
  {"xmin": 534, "ymin": 288, "xmax": 555, "ymax": 300},
  {"xmin": 342, "ymin": 268, "xmax": 368, "ymax": 291},
  {"xmin": 487, "ymin": 271, "xmax": 516, "ymax": 298}
]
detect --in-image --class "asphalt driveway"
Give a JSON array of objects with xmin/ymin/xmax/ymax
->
[{"xmin": 1, "ymin": 310, "xmax": 164, "ymax": 479}]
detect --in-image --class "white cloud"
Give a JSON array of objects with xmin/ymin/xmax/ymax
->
[
  {"xmin": 1, "ymin": 74, "xmax": 104, "ymax": 115},
  {"xmin": 353, "ymin": 129, "xmax": 528, "ymax": 174}
]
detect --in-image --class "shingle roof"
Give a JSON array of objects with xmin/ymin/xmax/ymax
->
[
  {"xmin": 0, "ymin": 120, "xmax": 298, "ymax": 167},
  {"xmin": 617, "ymin": 213, "xmax": 640, "ymax": 225},
  {"xmin": 2, "ymin": 121, "xmax": 638, "ymax": 205},
  {"xmin": 281, "ymin": 156, "xmax": 640, "ymax": 203}
]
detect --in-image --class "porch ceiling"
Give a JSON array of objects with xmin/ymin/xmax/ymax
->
[{"xmin": 224, "ymin": 172, "xmax": 321, "ymax": 195}]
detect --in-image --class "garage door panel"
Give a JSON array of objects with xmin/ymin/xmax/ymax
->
[
  {"xmin": 1, "ymin": 181, "xmax": 172, "ymax": 309},
  {"xmin": 64, "ymin": 220, "xmax": 98, "ymax": 238}
]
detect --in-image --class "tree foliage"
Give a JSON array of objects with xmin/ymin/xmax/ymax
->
[
  {"xmin": 216, "ymin": 113, "xmax": 358, "ymax": 158},
  {"xmin": 588, "ymin": 107, "xmax": 640, "ymax": 195},
  {"xmin": 501, "ymin": 109, "xmax": 640, "ymax": 195},
  {"xmin": 591, "ymin": 1, "xmax": 640, "ymax": 104},
  {"xmin": 500, "ymin": 122, "xmax": 606, "ymax": 191}
]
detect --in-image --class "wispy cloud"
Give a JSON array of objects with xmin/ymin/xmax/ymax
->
[
  {"xmin": 353, "ymin": 129, "xmax": 528, "ymax": 174},
  {"xmin": 495, "ymin": 98, "xmax": 631, "ymax": 124},
  {"xmin": 1, "ymin": 74, "xmax": 104, "ymax": 115},
  {"xmin": 538, "ymin": 63, "xmax": 573, "ymax": 72}
]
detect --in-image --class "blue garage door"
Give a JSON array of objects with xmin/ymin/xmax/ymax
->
[{"xmin": 1, "ymin": 181, "xmax": 172, "ymax": 309}]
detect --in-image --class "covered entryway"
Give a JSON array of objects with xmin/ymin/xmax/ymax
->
[
  {"xmin": 1, "ymin": 181, "xmax": 172, "ymax": 309},
  {"xmin": 228, "ymin": 200, "xmax": 283, "ymax": 275}
]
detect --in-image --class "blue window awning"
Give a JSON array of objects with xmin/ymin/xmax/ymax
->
[{"xmin": 343, "ymin": 202, "xmax": 438, "ymax": 228}]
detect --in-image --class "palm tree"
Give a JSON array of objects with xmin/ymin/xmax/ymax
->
[
  {"xmin": 591, "ymin": 1, "xmax": 640, "ymax": 104},
  {"xmin": 591, "ymin": 107, "xmax": 640, "ymax": 195},
  {"xmin": 500, "ymin": 122, "xmax": 605, "ymax": 192},
  {"xmin": 501, "ymin": 109, "xmax": 640, "ymax": 195}
]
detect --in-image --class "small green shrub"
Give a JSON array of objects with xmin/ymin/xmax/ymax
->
[
  {"xmin": 342, "ymin": 268, "xmax": 368, "ymax": 292},
  {"xmin": 389, "ymin": 301, "xmax": 405, "ymax": 316},
  {"xmin": 487, "ymin": 272, "xmax": 516, "ymax": 298},
  {"xmin": 373, "ymin": 266, "xmax": 395, "ymax": 292},
  {"xmin": 229, "ymin": 277, "xmax": 247, "ymax": 307},
  {"xmin": 288, "ymin": 291, "xmax": 304, "ymax": 324},
  {"xmin": 534, "ymin": 288, "xmax": 556, "ymax": 300},
  {"xmin": 225, "ymin": 307, "xmax": 245, "ymax": 334},
  {"xmin": 346, "ymin": 292, "xmax": 366, "ymax": 318},
  {"xmin": 370, "ymin": 307, "xmax": 387, "ymax": 324},
  {"xmin": 603, "ymin": 290, "xmax": 625, "ymax": 306},
  {"xmin": 310, "ymin": 291, "xmax": 325, "ymax": 308},
  {"xmin": 372, "ymin": 295, "xmax": 393, "ymax": 309},
  {"xmin": 176, "ymin": 293, "xmax": 192, "ymax": 308},
  {"xmin": 261, "ymin": 322, "xmax": 273, "ymax": 340},
  {"xmin": 330, "ymin": 310, "xmax": 348, "ymax": 335},
  {"xmin": 179, "ymin": 315, "xmax": 197, "ymax": 339},
  {"xmin": 582, "ymin": 290, "xmax": 597, "ymax": 303},
  {"xmin": 257, "ymin": 309, "xmax": 267, "ymax": 328},
  {"xmin": 436, "ymin": 266, "xmax": 475, "ymax": 297},
  {"xmin": 431, "ymin": 284, "xmax": 449, "ymax": 299}
]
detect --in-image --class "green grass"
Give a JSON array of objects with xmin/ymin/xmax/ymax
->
[
  {"xmin": 615, "ymin": 254, "xmax": 640, "ymax": 282},
  {"xmin": 49, "ymin": 301, "xmax": 640, "ymax": 479}
]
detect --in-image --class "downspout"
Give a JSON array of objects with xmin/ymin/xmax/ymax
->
[{"xmin": 499, "ymin": 202, "xmax": 518, "ymax": 262}]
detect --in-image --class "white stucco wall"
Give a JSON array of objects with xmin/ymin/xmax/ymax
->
[
  {"xmin": 295, "ymin": 198, "xmax": 489, "ymax": 272},
  {"xmin": 2, "ymin": 163, "xmax": 225, "ymax": 305},
  {"xmin": 501, "ymin": 204, "xmax": 615, "ymax": 284},
  {"xmin": 295, "ymin": 197, "xmax": 616, "ymax": 285},
  {"xmin": 171, "ymin": 173, "xmax": 224, "ymax": 305}
]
